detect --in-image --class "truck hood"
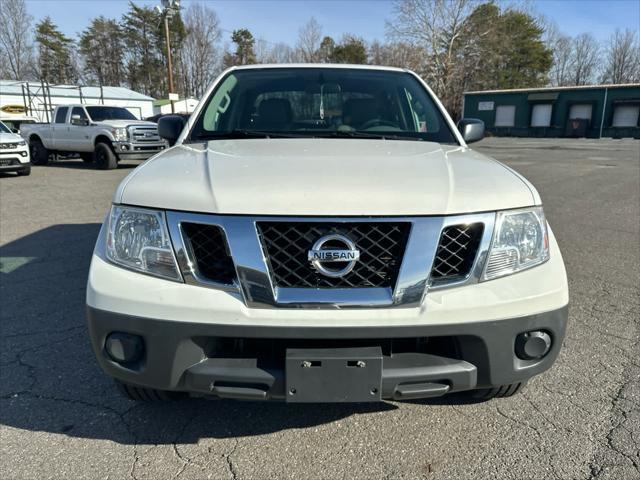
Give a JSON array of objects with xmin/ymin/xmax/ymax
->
[
  {"xmin": 96, "ymin": 120, "xmax": 157, "ymax": 128},
  {"xmin": 117, "ymin": 139, "xmax": 536, "ymax": 216},
  {"xmin": 0, "ymin": 132, "xmax": 24, "ymax": 143}
]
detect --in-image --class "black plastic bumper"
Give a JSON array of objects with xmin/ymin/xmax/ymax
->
[
  {"xmin": 0, "ymin": 161, "xmax": 30, "ymax": 172},
  {"xmin": 87, "ymin": 305, "xmax": 568, "ymax": 402}
]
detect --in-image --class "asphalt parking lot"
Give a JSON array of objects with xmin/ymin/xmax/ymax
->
[{"xmin": 1, "ymin": 137, "xmax": 638, "ymax": 480}]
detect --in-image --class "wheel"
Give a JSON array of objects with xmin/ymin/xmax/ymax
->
[
  {"xmin": 469, "ymin": 381, "xmax": 527, "ymax": 401},
  {"xmin": 116, "ymin": 380, "xmax": 186, "ymax": 402},
  {"xmin": 29, "ymin": 138, "xmax": 49, "ymax": 165},
  {"xmin": 80, "ymin": 152, "xmax": 94, "ymax": 163},
  {"xmin": 94, "ymin": 142, "xmax": 118, "ymax": 170},
  {"xmin": 17, "ymin": 166, "xmax": 31, "ymax": 176}
]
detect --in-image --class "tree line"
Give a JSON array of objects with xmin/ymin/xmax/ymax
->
[{"xmin": 1, "ymin": 0, "xmax": 638, "ymax": 118}]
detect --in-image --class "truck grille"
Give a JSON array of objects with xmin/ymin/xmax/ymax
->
[
  {"xmin": 181, "ymin": 223, "xmax": 236, "ymax": 285},
  {"xmin": 256, "ymin": 222, "xmax": 411, "ymax": 288},
  {"xmin": 430, "ymin": 223, "xmax": 484, "ymax": 283},
  {"xmin": 129, "ymin": 126, "xmax": 161, "ymax": 143}
]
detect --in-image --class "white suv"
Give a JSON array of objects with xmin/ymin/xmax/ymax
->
[
  {"xmin": 0, "ymin": 121, "xmax": 30, "ymax": 176},
  {"xmin": 87, "ymin": 65, "xmax": 568, "ymax": 403}
]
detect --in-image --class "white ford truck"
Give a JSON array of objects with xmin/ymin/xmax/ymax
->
[
  {"xmin": 21, "ymin": 105, "xmax": 167, "ymax": 170},
  {"xmin": 87, "ymin": 65, "xmax": 569, "ymax": 403}
]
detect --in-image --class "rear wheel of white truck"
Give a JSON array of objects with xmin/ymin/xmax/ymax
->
[
  {"xmin": 469, "ymin": 381, "xmax": 528, "ymax": 401},
  {"xmin": 115, "ymin": 381, "xmax": 186, "ymax": 402},
  {"xmin": 29, "ymin": 138, "xmax": 49, "ymax": 165},
  {"xmin": 94, "ymin": 142, "xmax": 118, "ymax": 170}
]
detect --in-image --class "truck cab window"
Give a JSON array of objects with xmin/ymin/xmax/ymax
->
[
  {"xmin": 72, "ymin": 107, "xmax": 88, "ymax": 121},
  {"xmin": 55, "ymin": 107, "xmax": 68, "ymax": 124}
]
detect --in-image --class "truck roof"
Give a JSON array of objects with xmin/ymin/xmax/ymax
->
[{"xmin": 227, "ymin": 63, "xmax": 408, "ymax": 73}]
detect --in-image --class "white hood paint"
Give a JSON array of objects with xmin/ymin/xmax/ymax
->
[
  {"xmin": 97, "ymin": 120, "xmax": 157, "ymax": 128},
  {"xmin": 0, "ymin": 132, "xmax": 25, "ymax": 143},
  {"xmin": 117, "ymin": 139, "xmax": 536, "ymax": 216}
]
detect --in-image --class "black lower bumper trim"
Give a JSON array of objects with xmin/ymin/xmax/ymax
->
[{"xmin": 87, "ymin": 305, "xmax": 568, "ymax": 401}]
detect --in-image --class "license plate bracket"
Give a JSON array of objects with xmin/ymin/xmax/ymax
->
[{"xmin": 285, "ymin": 347, "xmax": 382, "ymax": 402}]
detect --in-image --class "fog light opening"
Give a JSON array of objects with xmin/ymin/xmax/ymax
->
[
  {"xmin": 515, "ymin": 330, "xmax": 552, "ymax": 360},
  {"xmin": 105, "ymin": 332, "xmax": 144, "ymax": 365}
]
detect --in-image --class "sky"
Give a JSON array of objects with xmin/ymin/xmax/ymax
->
[{"xmin": 24, "ymin": 0, "xmax": 640, "ymax": 46}]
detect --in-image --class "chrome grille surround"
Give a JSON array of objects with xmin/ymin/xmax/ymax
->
[{"xmin": 166, "ymin": 212, "xmax": 496, "ymax": 309}]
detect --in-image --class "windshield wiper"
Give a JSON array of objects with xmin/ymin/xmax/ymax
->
[
  {"xmin": 315, "ymin": 131, "xmax": 423, "ymax": 141},
  {"xmin": 192, "ymin": 129, "xmax": 309, "ymax": 141}
]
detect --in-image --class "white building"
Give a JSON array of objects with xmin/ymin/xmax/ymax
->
[
  {"xmin": 0, "ymin": 80, "xmax": 156, "ymax": 122},
  {"xmin": 153, "ymin": 97, "xmax": 199, "ymax": 115}
]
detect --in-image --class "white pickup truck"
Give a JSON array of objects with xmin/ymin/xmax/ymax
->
[
  {"xmin": 21, "ymin": 105, "xmax": 167, "ymax": 169},
  {"xmin": 87, "ymin": 65, "xmax": 568, "ymax": 403}
]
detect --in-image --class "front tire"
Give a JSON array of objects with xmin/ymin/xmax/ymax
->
[
  {"xmin": 17, "ymin": 166, "xmax": 31, "ymax": 176},
  {"xmin": 29, "ymin": 138, "xmax": 49, "ymax": 165},
  {"xmin": 115, "ymin": 381, "xmax": 186, "ymax": 402},
  {"xmin": 94, "ymin": 143, "xmax": 118, "ymax": 170}
]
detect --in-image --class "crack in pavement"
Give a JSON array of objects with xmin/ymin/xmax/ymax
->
[{"xmin": 224, "ymin": 438, "xmax": 240, "ymax": 480}]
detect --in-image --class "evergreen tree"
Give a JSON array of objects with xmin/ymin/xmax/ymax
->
[
  {"xmin": 79, "ymin": 17, "xmax": 124, "ymax": 86},
  {"xmin": 35, "ymin": 17, "xmax": 76, "ymax": 84},
  {"xmin": 223, "ymin": 29, "xmax": 257, "ymax": 67},
  {"xmin": 121, "ymin": 2, "xmax": 186, "ymax": 98},
  {"xmin": 330, "ymin": 36, "xmax": 367, "ymax": 64}
]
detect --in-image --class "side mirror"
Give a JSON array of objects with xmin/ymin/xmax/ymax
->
[
  {"xmin": 158, "ymin": 115, "xmax": 186, "ymax": 146},
  {"xmin": 71, "ymin": 114, "xmax": 88, "ymax": 126},
  {"xmin": 457, "ymin": 118, "xmax": 485, "ymax": 144}
]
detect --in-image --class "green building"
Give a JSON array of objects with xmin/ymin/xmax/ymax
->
[{"xmin": 463, "ymin": 84, "xmax": 640, "ymax": 139}]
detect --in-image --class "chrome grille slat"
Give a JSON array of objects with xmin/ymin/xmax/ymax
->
[{"xmin": 129, "ymin": 126, "xmax": 161, "ymax": 143}]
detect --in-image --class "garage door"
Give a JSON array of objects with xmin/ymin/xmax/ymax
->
[
  {"xmin": 612, "ymin": 105, "xmax": 639, "ymax": 127},
  {"xmin": 531, "ymin": 104, "xmax": 552, "ymax": 127},
  {"xmin": 569, "ymin": 104, "xmax": 592, "ymax": 121},
  {"xmin": 495, "ymin": 105, "xmax": 516, "ymax": 127}
]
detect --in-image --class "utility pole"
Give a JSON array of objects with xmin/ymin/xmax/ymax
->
[
  {"xmin": 157, "ymin": 0, "xmax": 180, "ymax": 113},
  {"xmin": 164, "ymin": 14, "xmax": 175, "ymax": 113}
]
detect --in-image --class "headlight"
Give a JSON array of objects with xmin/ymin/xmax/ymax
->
[
  {"xmin": 112, "ymin": 127, "xmax": 128, "ymax": 142},
  {"xmin": 17, "ymin": 140, "xmax": 26, "ymax": 146},
  {"xmin": 106, "ymin": 206, "xmax": 182, "ymax": 281},
  {"xmin": 483, "ymin": 206, "xmax": 549, "ymax": 280}
]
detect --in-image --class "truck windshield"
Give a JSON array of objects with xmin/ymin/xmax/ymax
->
[
  {"xmin": 86, "ymin": 107, "xmax": 137, "ymax": 121},
  {"xmin": 190, "ymin": 68, "xmax": 458, "ymax": 144},
  {"xmin": 0, "ymin": 122, "xmax": 10, "ymax": 133}
]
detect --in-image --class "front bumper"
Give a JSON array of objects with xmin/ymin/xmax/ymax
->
[
  {"xmin": 113, "ymin": 141, "xmax": 168, "ymax": 161},
  {"xmin": 87, "ymin": 216, "xmax": 569, "ymax": 401},
  {"xmin": 87, "ymin": 305, "xmax": 568, "ymax": 401},
  {"xmin": 0, "ymin": 147, "xmax": 30, "ymax": 171}
]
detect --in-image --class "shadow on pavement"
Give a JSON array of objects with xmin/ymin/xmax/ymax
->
[
  {"xmin": 36, "ymin": 158, "xmax": 139, "ymax": 170},
  {"xmin": 0, "ymin": 223, "xmax": 398, "ymax": 445}
]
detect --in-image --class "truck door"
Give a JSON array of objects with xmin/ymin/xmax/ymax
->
[
  {"xmin": 68, "ymin": 106, "xmax": 91, "ymax": 152},
  {"xmin": 51, "ymin": 107, "xmax": 69, "ymax": 150}
]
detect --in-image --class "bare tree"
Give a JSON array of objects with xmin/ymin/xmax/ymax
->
[
  {"xmin": 386, "ymin": 0, "xmax": 474, "ymax": 112},
  {"xmin": 256, "ymin": 39, "xmax": 298, "ymax": 63},
  {"xmin": 296, "ymin": 17, "xmax": 322, "ymax": 62},
  {"xmin": 571, "ymin": 33, "xmax": 600, "ymax": 85},
  {"xmin": 601, "ymin": 29, "xmax": 640, "ymax": 84},
  {"xmin": 369, "ymin": 40, "xmax": 425, "ymax": 71},
  {"xmin": 549, "ymin": 34, "xmax": 574, "ymax": 86},
  {"xmin": 180, "ymin": 2, "xmax": 222, "ymax": 98},
  {"xmin": 0, "ymin": 0, "xmax": 35, "ymax": 79}
]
